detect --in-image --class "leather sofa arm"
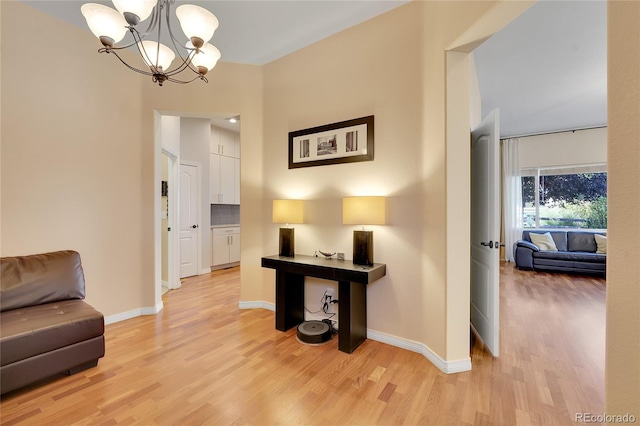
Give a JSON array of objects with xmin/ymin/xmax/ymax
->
[
  {"xmin": 514, "ymin": 240, "xmax": 538, "ymax": 270},
  {"xmin": 516, "ymin": 240, "xmax": 540, "ymax": 252}
]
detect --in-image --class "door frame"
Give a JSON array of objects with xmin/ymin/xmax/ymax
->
[
  {"xmin": 443, "ymin": 2, "xmax": 534, "ymax": 365},
  {"xmin": 179, "ymin": 160, "xmax": 202, "ymax": 278},
  {"xmin": 163, "ymin": 147, "xmax": 181, "ymax": 290}
]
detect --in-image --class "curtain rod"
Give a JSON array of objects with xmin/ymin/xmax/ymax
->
[{"xmin": 502, "ymin": 125, "xmax": 607, "ymax": 139}]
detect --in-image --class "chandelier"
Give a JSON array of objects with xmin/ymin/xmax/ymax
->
[{"xmin": 81, "ymin": 0, "xmax": 221, "ymax": 86}]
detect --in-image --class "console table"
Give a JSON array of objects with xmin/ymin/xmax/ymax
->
[{"xmin": 261, "ymin": 254, "xmax": 386, "ymax": 353}]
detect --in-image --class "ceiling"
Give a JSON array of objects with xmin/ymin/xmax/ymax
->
[
  {"xmin": 21, "ymin": 0, "xmax": 607, "ymax": 138},
  {"xmin": 473, "ymin": 1, "xmax": 607, "ymax": 137}
]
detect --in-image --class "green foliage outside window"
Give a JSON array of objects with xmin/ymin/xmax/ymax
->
[{"xmin": 522, "ymin": 172, "xmax": 607, "ymax": 229}]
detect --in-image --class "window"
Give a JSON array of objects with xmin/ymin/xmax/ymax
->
[{"xmin": 521, "ymin": 165, "xmax": 607, "ymax": 229}]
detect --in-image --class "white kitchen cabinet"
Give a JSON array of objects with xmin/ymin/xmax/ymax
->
[
  {"xmin": 211, "ymin": 127, "xmax": 239, "ymax": 159},
  {"xmin": 211, "ymin": 227, "xmax": 240, "ymax": 268},
  {"xmin": 210, "ymin": 125, "xmax": 240, "ymax": 205},
  {"xmin": 210, "ymin": 153, "xmax": 238, "ymax": 204}
]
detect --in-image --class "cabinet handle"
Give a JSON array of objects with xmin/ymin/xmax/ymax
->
[{"xmin": 221, "ymin": 146, "xmax": 224, "ymax": 155}]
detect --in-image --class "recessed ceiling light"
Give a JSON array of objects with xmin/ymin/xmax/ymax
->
[{"xmin": 227, "ymin": 116, "xmax": 239, "ymax": 124}]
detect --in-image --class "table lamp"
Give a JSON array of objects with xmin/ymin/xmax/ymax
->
[
  {"xmin": 273, "ymin": 199, "xmax": 304, "ymax": 257},
  {"xmin": 343, "ymin": 196, "xmax": 386, "ymax": 266}
]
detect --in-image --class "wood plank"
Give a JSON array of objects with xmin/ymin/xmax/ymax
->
[{"xmin": 0, "ymin": 263, "xmax": 605, "ymax": 425}]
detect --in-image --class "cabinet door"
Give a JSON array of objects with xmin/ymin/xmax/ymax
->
[
  {"xmin": 210, "ymin": 127, "xmax": 221, "ymax": 154},
  {"xmin": 220, "ymin": 130, "xmax": 237, "ymax": 158},
  {"xmin": 210, "ymin": 154, "xmax": 221, "ymax": 203},
  {"xmin": 212, "ymin": 234, "xmax": 230, "ymax": 266},
  {"xmin": 219, "ymin": 155, "xmax": 235, "ymax": 204},
  {"xmin": 234, "ymin": 133, "xmax": 241, "ymax": 159},
  {"xmin": 229, "ymin": 232, "xmax": 240, "ymax": 263}
]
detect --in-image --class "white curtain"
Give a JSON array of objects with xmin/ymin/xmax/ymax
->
[{"xmin": 501, "ymin": 138, "xmax": 523, "ymax": 262}]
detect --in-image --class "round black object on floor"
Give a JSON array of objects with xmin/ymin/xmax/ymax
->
[{"xmin": 297, "ymin": 321, "xmax": 332, "ymax": 344}]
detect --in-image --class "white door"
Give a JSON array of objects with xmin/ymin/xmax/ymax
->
[
  {"xmin": 179, "ymin": 164, "xmax": 199, "ymax": 278},
  {"xmin": 470, "ymin": 109, "xmax": 501, "ymax": 356}
]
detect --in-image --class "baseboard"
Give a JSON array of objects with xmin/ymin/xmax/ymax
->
[
  {"xmin": 237, "ymin": 302, "xmax": 471, "ymax": 374},
  {"xmin": 104, "ymin": 301, "xmax": 164, "ymax": 325},
  {"xmin": 238, "ymin": 300, "xmax": 275, "ymax": 311},
  {"xmin": 199, "ymin": 267, "xmax": 212, "ymax": 275},
  {"xmin": 211, "ymin": 262, "xmax": 239, "ymax": 272},
  {"xmin": 366, "ymin": 329, "xmax": 472, "ymax": 374}
]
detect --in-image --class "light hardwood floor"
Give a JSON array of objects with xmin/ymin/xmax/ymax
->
[{"xmin": 0, "ymin": 263, "xmax": 606, "ymax": 425}]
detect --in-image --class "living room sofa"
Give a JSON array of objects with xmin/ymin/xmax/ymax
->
[
  {"xmin": 0, "ymin": 250, "xmax": 105, "ymax": 394},
  {"xmin": 514, "ymin": 230, "xmax": 606, "ymax": 275}
]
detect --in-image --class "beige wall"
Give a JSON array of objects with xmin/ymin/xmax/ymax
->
[
  {"xmin": 1, "ymin": 2, "xmax": 148, "ymax": 314},
  {"xmin": 518, "ymin": 127, "xmax": 607, "ymax": 169},
  {"xmin": 260, "ymin": 1, "xmax": 501, "ymax": 363},
  {"xmin": 606, "ymin": 0, "xmax": 640, "ymax": 418},
  {"xmin": 0, "ymin": 2, "xmax": 263, "ymax": 317}
]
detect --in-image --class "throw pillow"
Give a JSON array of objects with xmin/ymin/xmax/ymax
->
[
  {"xmin": 595, "ymin": 234, "xmax": 607, "ymax": 254},
  {"xmin": 530, "ymin": 232, "xmax": 558, "ymax": 251}
]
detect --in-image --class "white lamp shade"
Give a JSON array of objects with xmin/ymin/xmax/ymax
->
[
  {"xmin": 138, "ymin": 41, "xmax": 175, "ymax": 70},
  {"xmin": 273, "ymin": 200, "xmax": 304, "ymax": 224},
  {"xmin": 343, "ymin": 196, "xmax": 386, "ymax": 225},
  {"xmin": 111, "ymin": 0, "xmax": 156, "ymax": 22},
  {"xmin": 189, "ymin": 42, "xmax": 221, "ymax": 71},
  {"xmin": 81, "ymin": 3, "xmax": 128, "ymax": 43},
  {"xmin": 176, "ymin": 5, "xmax": 219, "ymax": 44}
]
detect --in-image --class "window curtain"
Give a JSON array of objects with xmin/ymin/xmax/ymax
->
[{"xmin": 501, "ymin": 138, "xmax": 523, "ymax": 262}]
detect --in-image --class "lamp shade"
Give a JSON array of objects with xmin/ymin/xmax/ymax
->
[
  {"xmin": 111, "ymin": 0, "xmax": 156, "ymax": 22},
  {"xmin": 176, "ymin": 5, "xmax": 219, "ymax": 45},
  {"xmin": 189, "ymin": 42, "xmax": 221, "ymax": 72},
  {"xmin": 81, "ymin": 3, "xmax": 128, "ymax": 45},
  {"xmin": 273, "ymin": 200, "xmax": 304, "ymax": 224},
  {"xmin": 343, "ymin": 196, "xmax": 386, "ymax": 225},
  {"xmin": 138, "ymin": 41, "xmax": 175, "ymax": 70}
]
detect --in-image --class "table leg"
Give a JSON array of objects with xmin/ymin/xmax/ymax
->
[
  {"xmin": 338, "ymin": 280, "xmax": 367, "ymax": 353},
  {"xmin": 275, "ymin": 271, "xmax": 305, "ymax": 331}
]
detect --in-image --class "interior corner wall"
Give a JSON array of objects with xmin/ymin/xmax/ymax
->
[
  {"xmin": 261, "ymin": 1, "xmax": 497, "ymax": 363},
  {"xmin": 606, "ymin": 0, "xmax": 640, "ymax": 417}
]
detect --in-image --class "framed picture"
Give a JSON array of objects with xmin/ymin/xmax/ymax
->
[{"xmin": 288, "ymin": 115, "xmax": 374, "ymax": 169}]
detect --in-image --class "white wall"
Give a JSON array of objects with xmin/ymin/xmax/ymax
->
[
  {"xmin": 518, "ymin": 127, "xmax": 607, "ymax": 169},
  {"xmin": 161, "ymin": 115, "xmax": 180, "ymax": 154}
]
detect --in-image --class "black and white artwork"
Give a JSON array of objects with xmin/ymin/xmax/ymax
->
[
  {"xmin": 288, "ymin": 116, "xmax": 374, "ymax": 169},
  {"xmin": 317, "ymin": 135, "xmax": 337, "ymax": 156}
]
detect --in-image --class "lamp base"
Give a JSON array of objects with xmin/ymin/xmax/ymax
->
[
  {"xmin": 353, "ymin": 230, "xmax": 374, "ymax": 266},
  {"xmin": 279, "ymin": 228, "xmax": 295, "ymax": 257}
]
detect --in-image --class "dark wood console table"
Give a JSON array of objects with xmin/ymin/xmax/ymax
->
[{"xmin": 261, "ymin": 254, "xmax": 386, "ymax": 353}]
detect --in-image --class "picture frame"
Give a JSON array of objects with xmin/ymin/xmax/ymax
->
[{"xmin": 288, "ymin": 115, "xmax": 374, "ymax": 169}]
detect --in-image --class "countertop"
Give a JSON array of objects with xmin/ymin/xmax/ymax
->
[{"xmin": 211, "ymin": 224, "xmax": 240, "ymax": 229}]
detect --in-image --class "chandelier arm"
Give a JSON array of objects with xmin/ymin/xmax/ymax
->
[
  {"xmin": 105, "ymin": 49, "xmax": 155, "ymax": 77},
  {"xmin": 167, "ymin": 74, "xmax": 208, "ymax": 84},
  {"xmin": 135, "ymin": 39, "xmax": 162, "ymax": 74},
  {"xmin": 163, "ymin": 1, "xmax": 199, "ymax": 76},
  {"xmin": 165, "ymin": 50, "xmax": 200, "ymax": 77}
]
